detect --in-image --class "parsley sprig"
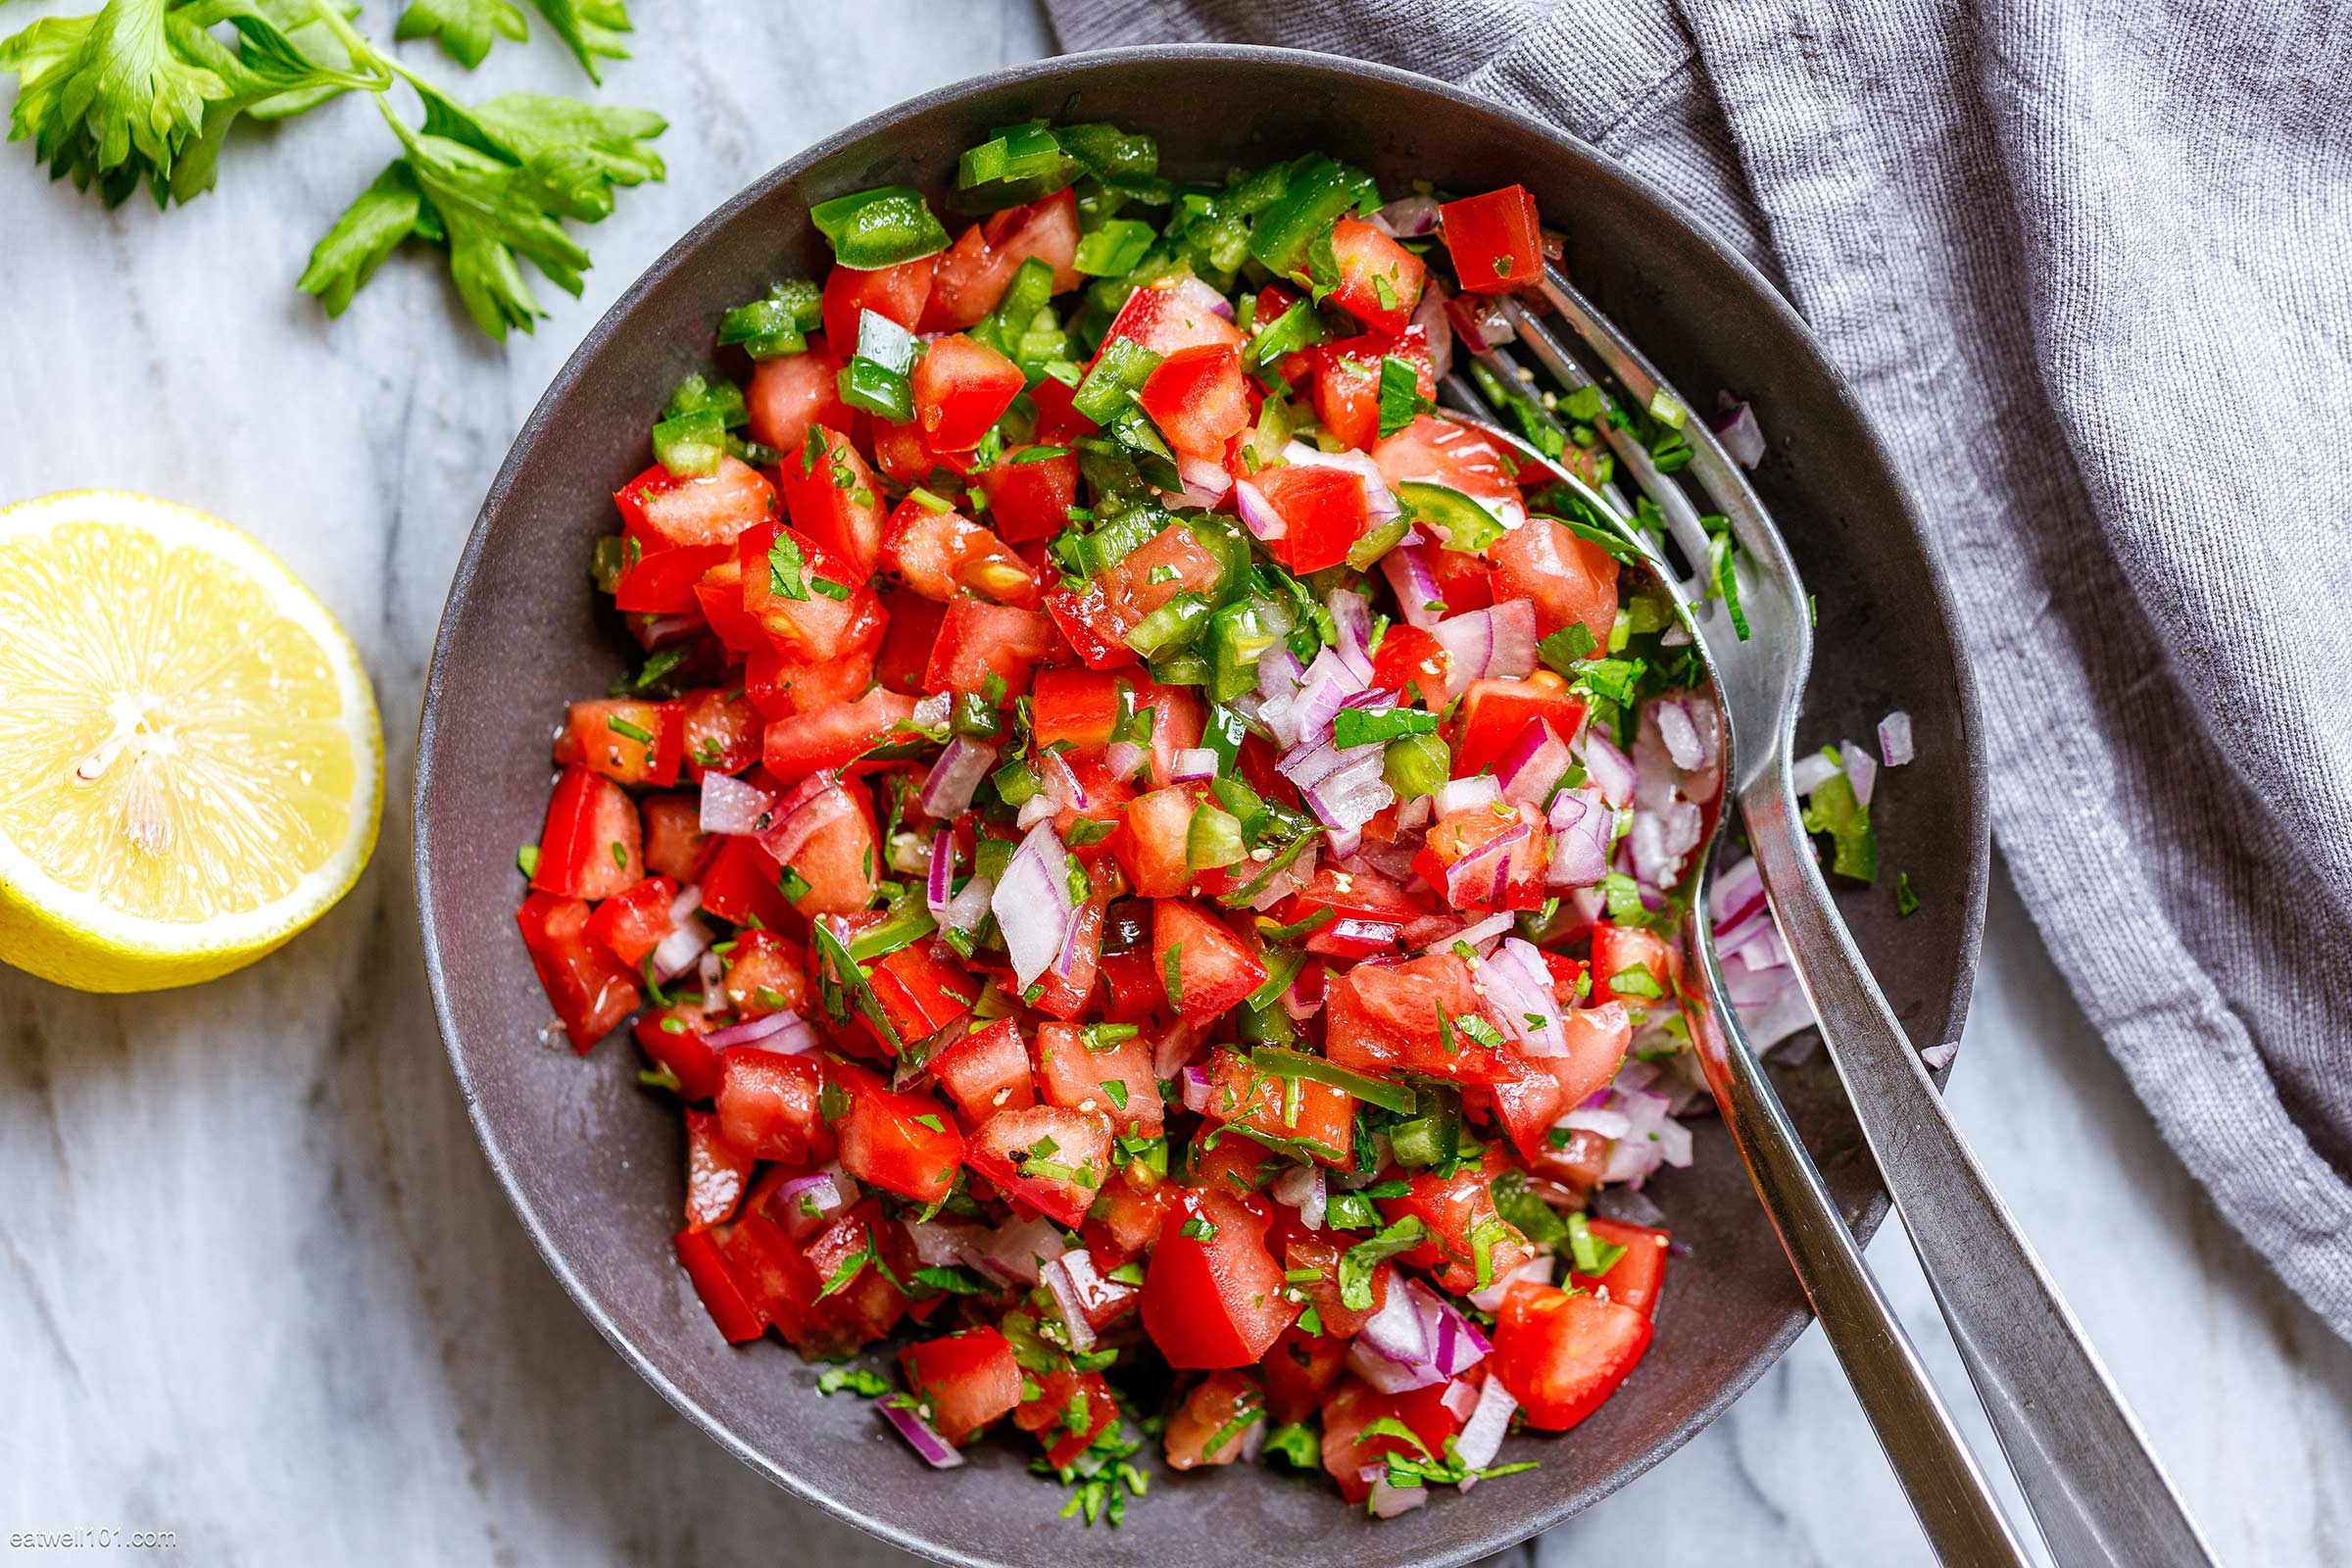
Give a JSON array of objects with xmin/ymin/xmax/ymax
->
[{"xmin": 1, "ymin": 0, "xmax": 662, "ymax": 340}]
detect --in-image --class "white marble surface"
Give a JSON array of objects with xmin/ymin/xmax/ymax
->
[{"xmin": 2, "ymin": 3, "xmax": 2347, "ymax": 1563}]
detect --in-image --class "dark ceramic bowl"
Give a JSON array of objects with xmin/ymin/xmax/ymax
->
[{"xmin": 416, "ymin": 44, "xmax": 1986, "ymax": 1568}]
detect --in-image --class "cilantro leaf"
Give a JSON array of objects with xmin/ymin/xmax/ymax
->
[{"xmin": 392, "ymin": 0, "xmax": 527, "ymax": 70}]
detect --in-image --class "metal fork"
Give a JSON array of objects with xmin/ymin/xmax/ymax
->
[{"xmin": 1440, "ymin": 271, "xmax": 2216, "ymax": 1568}]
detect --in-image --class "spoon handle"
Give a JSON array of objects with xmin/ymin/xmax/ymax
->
[
  {"xmin": 1739, "ymin": 767, "xmax": 2218, "ymax": 1568},
  {"xmin": 1686, "ymin": 900, "xmax": 2039, "ymax": 1568}
]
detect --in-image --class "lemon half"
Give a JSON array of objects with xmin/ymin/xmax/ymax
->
[{"xmin": 0, "ymin": 491, "xmax": 382, "ymax": 992}]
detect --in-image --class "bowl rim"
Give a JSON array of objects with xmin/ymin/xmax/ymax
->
[{"xmin": 415, "ymin": 41, "xmax": 1988, "ymax": 1568}]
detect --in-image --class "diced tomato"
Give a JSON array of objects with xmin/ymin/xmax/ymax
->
[
  {"xmin": 1493, "ymin": 1280, "xmax": 1653, "ymax": 1430},
  {"xmin": 1276, "ymin": 1226, "xmax": 1390, "ymax": 1340},
  {"xmin": 1376, "ymin": 1150, "xmax": 1534, "ymax": 1297},
  {"xmin": 674, "ymin": 1226, "xmax": 764, "ymax": 1344},
  {"xmin": 1572, "ymin": 1217, "xmax": 1671, "ymax": 1318},
  {"xmin": 1261, "ymin": 1327, "xmax": 1348, "ymax": 1425},
  {"xmin": 900, "ymin": 1328, "xmax": 1023, "ymax": 1446},
  {"xmin": 1029, "ymin": 666, "xmax": 1124, "ymax": 752},
  {"xmin": 516, "ymin": 891, "xmax": 640, "ymax": 1051},
  {"xmin": 1163, "ymin": 1369, "xmax": 1265, "ymax": 1469},
  {"xmin": 1045, "ymin": 522, "xmax": 1225, "ymax": 669},
  {"xmin": 1284, "ymin": 863, "xmax": 1428, "ymax": 956},
  {"xmin": 746, "ymin": 335, "xmax": 855, "ymax": 456},
  {"xmin": 1442, "ymin": 185, "xmax": 1544, "ymax": 294},
  {"xmin": 1036, "ymin": 1020, "xmax": 1163, "ymax": 1136},
  {"xmin": 1590, "ymin": 920, "xmax": 1682, "ymax": 1004},
  {"xmin": 1324, "ymin": 952, "xmax": 1510, "ymax": 1085},
  {"xmin": 781, "ymin": 777, "xmax": 880, "ymax": 919},
  {"xmin": 742, "ymin": 633, "xmax": 878, "ymax": 720},
  {"xmin": 930, "ymin": 1016, "xmax": 1036, "ymax": 1124},
  {"xmin": 1372, "ymin": 415, "xmax": 1526, "ymax": 530},
  {"xmin": 1310, "ymin": 327, "xmax": 1436, "ymax": 453},
  {"xmin": 879, "ymin": 499, "xmax": 1036, "ymax": 604},
  {"xmin": 555, "ymin": 699, "xmax": 682, "ymax": 788},
  {"xmin": 1152, "ymin": 899, "xmax": 1266, "ymax": 1024},
  {"xmin": 738, "ymin": 516, "xmax": 879, "ymax": 663},
  {"xmin": 530, "ymin": 765, "xmax": 643, "ymax": 902},
  {"xmin": 1419, "ymin": 798, "xmax": 1550, "ymax": 911},
  {"xmin": 673, "ymin": 688, "xmax": 760, "ymax": 781},
  {"xmin": 612, "ymin": 538, "xmax": 725, "ymax": 613},
  {"xmin": 874, "ymin": 588, "xmax": 948, "ymax": 694},
  {"xmin": 635, "ymin": 1004, "xmax": 722, "ymax": 1100},
  {"xmin": 911, "ymin": 333, "xmax": 1024, "ymax": 453},
  {"xmin": 1090, "ymin": 1175, "xmax": 1178, "ymax": 1256},
  {"xmin": 1028, "ymin": 374, "xmax": 1099, "ymax": 445},
  {"xmin": 1015, "ymin": 1368, "xmax": 1119, "ymax": 1470},
  {"xmin": 1251, "ymin": 462, "xmax": 1372, "ymax": 575},
  {"xmin": 1098, "ymin": 279, "xmax": 1248, "ymax": 360},
  {"xmin": 584, "ymin": 873, "xmax": 675, "ymax": 967},
  {"xmin": 1488, "ymin": 1001, "xmax": 1633, "ymax": 1160},
  {"xmin": 777, "ymin": 425, "xmax": 889, "ymax": 577},
  {"xmin": 804, "ymin": 1200, "xmax": 910, "ymax": 1346},
  {"xmin": 1454, "ymin": 674, "xmax": 1586, "ymax": 777},
  {"xmin": 1320, "ymin": 1378, "xmax": 1469, "ymax": 1504},
  {"xmin": 866, "ymin": 940, "xmax": 976, "ymax": 1049},
  {"xmin": 760, "ymin": 687, "xmax": 916, "ymax": 782},
  {"xmin": 1490, "ymin": 516, "xmax": 1619, "ymax": 647},
  {"xmin": 922, "ymin": 189, "xmax": 1082, "ymax": 329},
  {"xmin": 721, "ymin": 927, "xmax": 809, "ymax": 1018},
  {"xmin": 613, "ymin": 457, "xmax": 777, "ymax": 553},
  {"xmin": 1327, "ymin": 218, "xmax": 1427, "ymax": 334},
  {"xmin": 924, "ymin": 598, "xmax": 1058, "ymax": 697},
  {"xmin": 1138, "ymin": 343, "xmax": 1250, "ymax": 460},
  {"xmin": 966, "ymin": 1104, "xmax": 1113, "ymax": 1227},
  {"xmin": 977, "ymin": 445, "xmax": 1080, "ymax": 544},
  {"xmin": 830, "ymin": 1059, "xmax": 963, "ymax": 1205},
  {"xmin": 694, "ymin": 835, "xmax": 801, "ymax": 932},
  {"xmin": 1141, "ymin": 1190, "xmax": 1298, "ymax": 1368},
  {"xmin": 682, "ymin": 1105, "xmax": 755, "ymax": 1229},
  {"xmin": 820, "ymin": 255, "xmax": 935, "ymax": 361},
  {"xmin": 639, "ymin": 792, "xmax": 711, "ymax": 885},
  {"xmin": 1203, "ymin": 1047, "xmax": 1354, "ymax": 1164},
  {"xmin": 1113, "ymin": 785, "xmax": 1197, "ymax": 899},
  {"xmin": 715, "ymin": 1047, "xmax": 835, "ymax": 1165}
]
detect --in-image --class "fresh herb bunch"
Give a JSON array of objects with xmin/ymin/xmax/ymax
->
[{"xmin": 0, "ymin": 0, "xmax": 663, "ymax": 340}]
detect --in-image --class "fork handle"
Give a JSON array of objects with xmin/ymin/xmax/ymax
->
[
  {"xmin": 1740, "ymin": 770, "xmax": 2218, "ymax": 1568},
  {"xmin": 1685, "ymin": 916, "xmax": 2036, "ymax": 1566}
]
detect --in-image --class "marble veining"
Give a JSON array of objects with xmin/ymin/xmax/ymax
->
[{"xmin": 1, "ymin": 2, "xmax": 2345, "ymax": 1562}]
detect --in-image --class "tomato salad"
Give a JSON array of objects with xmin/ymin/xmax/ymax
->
[{"xmin": 516, "ymin": 122, "xmax": 1745, "ymax": 1523}]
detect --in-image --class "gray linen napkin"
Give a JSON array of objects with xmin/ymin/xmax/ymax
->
[{"xmin": 1043, "ymin": 0, "xmax": 2352, "ymax": 1338}]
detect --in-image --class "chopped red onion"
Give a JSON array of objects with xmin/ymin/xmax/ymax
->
[
  {"xmin": 1562, "ymin": 1106, "xmax": 1634, "ymax": 1139},
  {"xmin": 943, "ymin": 873, "xmax": 993, "ymax": 940},
  {"xmin": 1446, "ymin": 293, "xmax": 1515, "ymax": 353},
  {"xmin": 1434, "ymin": 775, "xmax": 1502, "ymax": 818},
  {"xmin": 1168, "ymin": 273, "xmax": 1235, "ymax": 321},
  {"xmin": 1655, "ymin": 700, "xmax": 1704, "ymax": 771},
  {"xmin": 1478, "ymin": 938, "xmax": 1566, "ymax": 1056},
  {"xmin": 1104, "ymin": 740, "xmax": 1148, "ymax": 782},
  {"xmin": 1546, "ymin": 787, "xmax": 1611, "ymax": 888},
  {"xmin": 1406, "ymin": 1279, "xmax": 1491, "ymax": 1376},
  {"xmin": 1581, "ymin": 732, "xmax": 1636, "ymax": 808},
  {"xmin": 910, "ymin": 692, "xmax": 951, "ymax": 733},
  {"xmin": 1451, "ymin": 911, "xmax": 1515, "ymax": 953},
  {"xmin": 1440, "ymin": 1378, "xmax": 1480, "ymax": 1423},
  {"xmin": 771, "ymin": 1170, "xmax": 857, "ymax": 1240},
  {"xmin": 1430, "ymin": 599, "xmax": 1537, "ymax": 699},
  {"xmin": 705, "ymin": 1010, "xmax": 816, "ymax": 1052},
  {"xmin": 1366, "ymin": 1475, "xmax": 1428, "ymax": 1518},
  {"xmin": 1444, "ymin": 821, "xmax": 1529, "ymax": 908},
  {"xmin": 1453, "ymin": 1376, "xmax": 1520, "ymax": 1484},
  {"xmin": 917, "ymin": 737, "xmax": 995, "ymax": 819},
  {"xmin": 1709, "ymin": 854, "xmax": 1767, "ymax": 927},
  {"xmin": 1380, "ymin": 545, "xmax": 1446, "ymax": 631},
  {"xmin": 651, "ymin": 888, "xmax": 711, "ymax": 981},
  {"xmin": 1880, "ymin": 710, "xmax": 1915, "ymax": 766},
  {"xmin": 1922, "ymin": 1042, "xmax": 1959, "ymax": 1071},
  {"xmin": 1373, "ymin": 194, "xmax": 1441, "ymax": 237},
  {"xmin": 1040, "ymin": 1253, "xmax": 1098, "ymax": 1354},
  {"xmin": 1496, "ymin": 715, "xmax": 1572, "ymax": 807},
  {"xmin": 1412, "ymin": 279, "xmax": 1454, "ymax": 381},
  {"xmin": 926, "ymin": 828, "xmax": 955, "ymax": 918},
  {"xmin": 1169, "ymin": 747, "xmax": 1219, "ymax": 781},
  {"xmin": 1180, "ymin": 1065, "xmax": 1211, "ymax": 1114},
  {"xmin": 880, "ymin": 1397, "xmax": 964, "ymax": 1469},
  {"xmin": 1844, "ymin": 740, "xmax": 1880, "ymax": 809},
  {"xmin": 1466, "ymin": 1253, "xmax": 1553, "ymax": 1313},
  {"xmin": 1709, "ymin": 398, "xmax": 1766, "ymax": 469},
  {"xmin": 1326, "ymin": 827, "xmax": 1365, "ymax": 861},
  {"xmin": 1174, "ymin": 450, "xmax": 1234, "ymax": 509},
  {"xmin": 756, "ymin": 770, "xmax": 855, "ymax": 866},
  {"xmin": 1326, "ymin": 588, "xmax": 1377, "ymax": 684},
  {"xmin": 1394, "ymin": 794, "xmax": 1434, "ymax": 834},
  {"xmin": 699, "ymin": 770, "xmax": 772, "ymax": 836},
  {"xmin": 629, "ymin": 612, "xmax": 704, "ymax": 651},
  {"xmin": 972, "ymin": 1213, "xmax": 1069, "ymax": 1285},
  {"xmin": 1789, "ymin": 749, "xmax": 1841, "ymax": 797},
  {"xmin": 1234, "ymin": 478, "xmax": 1286, "ymax": 541},
  {"xmin": 1269, "ymin": 1163, "xmax": 1327, "ymax": 1230},
  {"xmin": 991, "ymin": 821, "xmax": 1075, "ymax": 989},
  {"xmin": 1036, "ymin": 748, "xmax": 1088, "ymax": 811}
]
